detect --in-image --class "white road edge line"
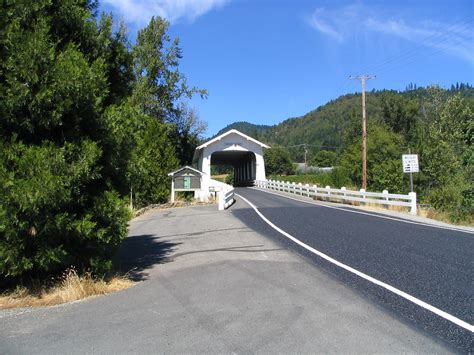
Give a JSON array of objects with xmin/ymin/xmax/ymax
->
[
  {"xmin": 249, "ymin": 187, "xmax": 474, "ymax": 235},
  {"xmin": 236, "ymin": 193, "xmax": 474, "ymax": 332}
]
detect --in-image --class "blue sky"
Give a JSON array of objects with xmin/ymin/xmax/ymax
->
[{"xmin": 100, "ymin": 0, "xmax": 474, "ymax": 136}]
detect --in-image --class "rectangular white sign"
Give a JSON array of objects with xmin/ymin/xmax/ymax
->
[{"xmin": 402, "ymin": 154, "xmax": 419, "ymax": 173}]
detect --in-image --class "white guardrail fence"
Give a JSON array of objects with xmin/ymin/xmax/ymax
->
[
  {"xmin": 255, "ymin": 180, "xmax": 417, "ymax": 215},
  {"xmin": 218, "ymin": 186, "xmax": 235, "ymax": 211},
  {"xmin": 210, "ymin": 179, "xmax": 235, "ymax": 211}
]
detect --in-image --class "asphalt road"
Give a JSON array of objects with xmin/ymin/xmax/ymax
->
[
  {"xmin": 0, "ymin": 203, "xmax": 454, "ymax": 354},
  {"xmin": 233, "ymin": 187, "xmax": 474, "ymax": 352}
]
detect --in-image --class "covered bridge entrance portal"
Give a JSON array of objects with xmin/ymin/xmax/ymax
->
[
  {"xmin": 193, "ymin": 129, "xmax": 269, "ymax": 199},
  {"xmin": 211, "ymin": 151, "xmax": 257, "ymax": 185}
]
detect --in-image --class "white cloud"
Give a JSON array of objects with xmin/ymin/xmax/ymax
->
[
  {"xmin": 307, "ymin": 9, "xmax": 344, "ymax": 42},
  {"xmin": 103, "ymin": 0, "xmax": 229, "ymax": 26},
  {"xmin": 366, "ymin": 17, "xmax": 473, "ymax": 62},
  {"xmin": 307, "ymin": 4, "xmax": 474, "ymax": 63},
  {"xmin": 306, "ymin": 4, "xmax": 362, "ymax": 42}
]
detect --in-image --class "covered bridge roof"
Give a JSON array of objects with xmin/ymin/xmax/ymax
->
[{"xmin": 196, "ymin": 129, "xmax": 270, "ymax": 150}]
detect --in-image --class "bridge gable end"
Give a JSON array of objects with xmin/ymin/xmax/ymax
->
[{"xmin": 195, "ymin": 129, "xmax": 269, "ymax": 192}]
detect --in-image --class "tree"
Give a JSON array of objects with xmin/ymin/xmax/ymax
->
[
  {"xmin": 128, "ymin": 118, "xmax": 179, "ymax": 207},
  {"xmin": 0, "ymin": 3, "xmax": 210, "ymax": 283},
  {"xmin": 311, "ymin": 150, "xmax": 337, "ymax": 167},
  {"xmin": 131, "ymin": 16, "xmax": 207, "ymax": 122},
  {"xmin": 264, "ymin": 147, "xmax": 294, "ymax": 175},
  {"xmin": 123, "ymin": 17, "xmax": 208, "ymax": 204},
  {"xmin": 420, "ymin": 94, "xmax": 473, "ymax": 218},
  {"xmin": 169, "ymin": 102, "xmax": 208, "ymax": 164},
  {"xmin": 339, "ymin": 125, "xmax": 405, "ymax": 192},
  {"xmin": 0, "ymin": 0, "xmax": 132, "ymax": 280},
  {"xmin": 380, "ymin": 92, "xmax": 420, "ymax": 142}
]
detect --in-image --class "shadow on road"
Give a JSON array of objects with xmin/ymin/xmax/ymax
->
[{"xmin": 113, "ymin": 234, "xmax": 180, "ymax": 281}]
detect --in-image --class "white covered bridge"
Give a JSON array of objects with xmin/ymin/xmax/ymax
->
[
  {"xmin": 171, "ymin": 128, "xmax": 417, "ymax": 214},
  {"xmin": 192, "ymin": 129, "xmax": 269, "ymax": 201}
]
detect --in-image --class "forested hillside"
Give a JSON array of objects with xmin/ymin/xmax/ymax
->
[
  {"xmin": 215, "ymin": 121, "xmax": 272, "ymax": 138},
  {"xmin": 217, "ymin": 85, "xmax": 473, "ymax": 161},
  {"xmin": 218, "ymin": 84, "xmax": 474, "ymax": 222},
  {"xmin": 0, "ymin": 1, "xmax": 206, "ymax": 283}
]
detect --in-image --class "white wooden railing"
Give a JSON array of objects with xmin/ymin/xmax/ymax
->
[
  {"xmin": 255, "ymin": 180, "xmax": 417, "ymax": 215},
  {"xmin": 219, "ymin": 186, "xmax": 235, "ymax": 211},
  {"xmin": 210, "ymin": 179, "xmax": 235, "ymax": 210}
]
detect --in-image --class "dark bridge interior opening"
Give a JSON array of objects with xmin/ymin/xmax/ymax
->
[{"xmin": 211, "ymin": 151, "xmax": 256, "ymax": 187}]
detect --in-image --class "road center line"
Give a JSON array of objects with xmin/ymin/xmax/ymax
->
[
  {"xmin": 249, "ymin": 187, "xmax": 474, "ymax": 235},
  {"xmin": 236, "ymin": 193, "xmax": 474, "ymax": 332}
]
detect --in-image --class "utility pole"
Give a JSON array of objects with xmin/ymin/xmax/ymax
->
[{"xmin": 349, "ymin": 75, "xmax": 375, "ymax": 190}]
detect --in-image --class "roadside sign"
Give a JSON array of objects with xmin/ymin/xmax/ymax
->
[
  {"xmin": 402, "ymin": 154, "xmax": 419, "ymax": 173},
  {"xmin": 184, "ymin": 176, "xmax": 191, "ymax": 189}
]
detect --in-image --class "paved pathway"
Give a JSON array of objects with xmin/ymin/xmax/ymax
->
[{"xmin": 0, "ymin": 201, "xmax": 452, "ymax": 353}]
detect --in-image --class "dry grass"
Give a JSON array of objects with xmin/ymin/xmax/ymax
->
[
  {"xmin": 418, "ymin": 207, "xmax": 474, "ymax": 226},
  {"xmin": 0, "ymin": 269, "xmax": 134, "ymax": 309},
  {"xmin": 211, "ymin": 174, "xmax": 229, "ymax": 183},
  {"xmin": 318, "ymin": 196, "xmax": 474, "ymax": 226}
]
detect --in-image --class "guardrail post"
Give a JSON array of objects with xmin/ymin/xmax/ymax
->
[
  {"xmin": 305, "ymin": 184, "xmax": 310, "ymax": 197},
  {"xmin": 341, "ymin": 186, "xmax": 346, "ymax": 201},
  {"xmin": 298, "ymin": 182, "xmax": 302, "ymax": 195},
  {"xmin": 409, "ymin": 192, "xmax": 417, "ymax": 215},
  {"xmin": 325, "ymin": 186, "xmax": 331, "ymax": 198},
  {"xmin": 360, "ymin": 188, "xmax": 366, "ymax": 201},
  {"xmin": 382, "ymin": 190, "xmax": 389, "ymax": 201}
]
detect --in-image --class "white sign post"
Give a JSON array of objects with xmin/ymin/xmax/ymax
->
[{"xmin": 402, "ymin": 154, "xmax": 419, "ymax": 192}]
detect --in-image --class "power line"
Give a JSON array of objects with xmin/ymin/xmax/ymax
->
[
  {"xmin": 331, "ymin": 17, "xmax": 472, "ymax": 99},
  {"xmin": 362, "ymin": 18, "xmax": 472, "ymax": 75},
  {"xmin": 286, "ymin": 143, "xmax": 341, "ymax": 149}
]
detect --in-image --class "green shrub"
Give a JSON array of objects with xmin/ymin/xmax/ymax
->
[
  {"xmin": 311, "ymin": 150, "xmax": 337, "ymax": 167},
  {"xmin": 264, "ymin": 147, "xmax": 294, "ymax": 175},
  {"xmin": 329, "ymin": 167, "xmax": 351, "ymax": 188},
  {"xmin": 0, "ymin": 141, "xmax": 130, "ymax": 280},
  {"xmin": 226, "ymin": 173, "xmax": 235, "ymax": 186},
  {"xmin": 426, "ymin": 175, "xmax": 470, "ymax": 222}
]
